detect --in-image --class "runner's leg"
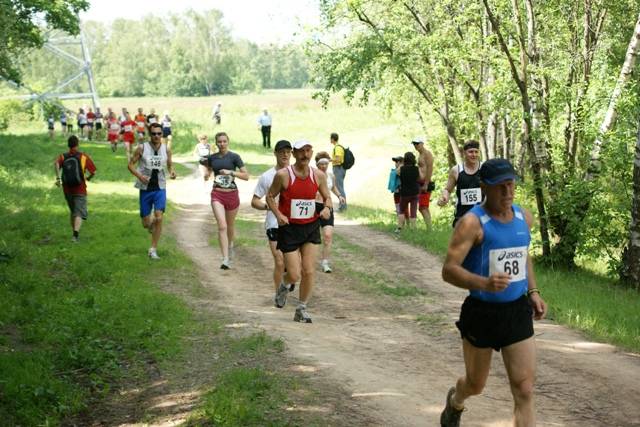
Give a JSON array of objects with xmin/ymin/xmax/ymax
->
[
  {"xmin": 151, "ymin": 210, "xmax": 163, "ymax": 249},
  {"xmin": 502, "ymin": 337, "xmax": 537, "ymax": 426},
  {"xmin": 298, "ymin": 242, "xmax": 318, "ymax": 304},
  {"xmin": 452, "ymin": 339, "xmax": 493, "ymax": 407},
  {"xmin": 321, "ymin": 225, "xmax": 333, "ymax": 265},
  {"xmin": 211, "ymin": 201, "xmax": 230, "ymax": 260},
  {"xmin": 268, "ymin": 240, "xmax": 285, "ymax": 291},
  {"xmin": 225, "ymin": 207, "xmax": 238, "ymax": 257}
]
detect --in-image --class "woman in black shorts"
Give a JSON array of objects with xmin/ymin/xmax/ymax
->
[
  {"xmin": 204, "ymin": 132, "xmax": 249, "ymax": 269},
  {"xmin": 314, "ymin": 151, "xmax": 345, "ymax": 273}
]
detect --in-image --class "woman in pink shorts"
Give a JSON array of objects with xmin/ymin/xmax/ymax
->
[{"xmin": 204, "ymin": 132, "xmax": 249, "ymax": 269}]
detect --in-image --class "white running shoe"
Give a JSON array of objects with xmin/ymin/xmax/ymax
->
[
  {"xmin": 148, "ymin": 248, "xmax": 160, "ymax": 260},
  {"xmin": 274, "ymin": 282, "xmax": 288, "ymax": 308},
  {"xmin": 220, "ymin": 258, "xmax": 230, "ymax": 270},
  {"xmin": 294, "ymin": 306, "xmax": 312, "ymax": 323},
  {"xmin": 321, "ymin": 259, "xmax": 332, "ymax": 273}
]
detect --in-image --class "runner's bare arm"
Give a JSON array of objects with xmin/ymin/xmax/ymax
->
[
  {"xmin": 316, "ymin": 169, "xmax": 333, "ymax": 220},
  {"xmin": 267, "ymin": 169, "xmax": 288, "ymax": 225},
  {"xmin": 251, "ymin": 195, "xmax": 268, "ymax": 211},
  {"xmin": 329, "ymin": 174, "xmax": 345, "ymax": 203},
  {"xmin": 166, "ymin": 148, "xmax": 176, "ymax": 179},
  {"xmin": 442, "ymin": 214, "xmax": 510, "ymax": 292},
  {"xmin": 127, "ymin": 145, "xmax": 148, "ymax": 184},
  {"xmin": 524, "ymin": 208, "xmax": 547, "ymax": 320},
  {"xmin": 233, "ymin": 166, "xmax": 249, "ymax": 181},
  {"xmin": 438, "ymin": 166, "xmax": 458, "ymax": 206}
]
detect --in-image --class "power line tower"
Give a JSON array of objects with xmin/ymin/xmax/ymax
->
[{"xmin": 1, "ymin": 28, "xmax": 100, "ymax": 110}]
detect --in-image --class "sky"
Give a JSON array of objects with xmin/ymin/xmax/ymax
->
[{"xmin": 80, "ymin": 0, "xmax": 321, "ymax": 45}]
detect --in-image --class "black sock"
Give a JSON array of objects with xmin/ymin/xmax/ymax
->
[{"xmin": 73, "ymin": 230, "xmax": 79, "ymax": 238}]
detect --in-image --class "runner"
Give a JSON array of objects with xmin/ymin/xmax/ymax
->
[
  {"xmin": 127, "ymin": 122, "xmax": 176, "ymax": 259},
  {"xmin": 94, "ymin": 108, "xmax": 104, "ymax": 141},
  {"xmin": 193, "ymin": 134, "xmax": 211, "ymax": 189},
  {"xmin": 118, "ymin": 107, "xmax": 128, "ymax": 124},
  {"xmin": 161, "ymin": 111, "xmax": 172, "ymax": 148},
  {"xmin": 266, "ymin": 140, "xmax": 333, "ymax": 323},
  {"xmin": 314, "ymin": 151, "xmax": 345, "ymax": 273},
  {"xmin": 47, "ymin": 115, "xmax": 55, "ymax": 139},
  {"xmin": 106, "ymin": 111, "xmax": 121, "ymax": 152},
  {"xmin": 120, "ymin": 112, "xmax": 137, "ymax": 162},
  {"xmin": 204, "ymin": 132, "xmax": 250, "ymax": 269},
  {"xmin": 251, "ymin": 140, "xmax": 294, "ymax": 300},
  {"xmin": 86, "ymin": 107, "xmax": 96, "ymax": 141},
  {"xmin": 438, "ymin": 140, "xmax": 483, "ymax": 226},
  {"xmin": 60, "ymin": 110, "xmax": 68, "ymax": 135},
  {"xmin": 439, "ymin": 158, "xmax": 547, "ymax": 427},
  {"xmin": 412, "ymin": 138, "xmax": 434, "ymax": 230},
  {"xmin": 54, "ymin": 135, "xmax": 97, "ymax": 242},
  {"xmin": 146, "ymin": 108, "xmax": 159, "ymax": 128},
  {"xmin": 77, "ymin": 108, "xmax": 87, "ymax": 140},
  {"xmin": 134, "ymin": 108, "xmax": 146, "ymax": 142}
]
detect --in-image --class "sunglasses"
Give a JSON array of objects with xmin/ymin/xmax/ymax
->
[{"xmin": 151, "ymin": 132, "xmax": 163, "ymax": 136}]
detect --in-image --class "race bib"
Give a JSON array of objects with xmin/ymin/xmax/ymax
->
[
  {"xmin": 489, "ymin": 246, "xmax": 528, "ymax": 282},
  {"xmin": 124, "ymin": 125, "xmax": 133, "ymax": 132},
  {"xmin": 149, "ymin": 155, "xmax": 163, "ymax": 170},
  {"xmin": 460, "ymin": 188, "xmax": 481, "ymax": 205},
  {"xmin": 197, "ymin": 146, "xmax": 210, "ymax": 157},
  {"xmin": 87, "ymin": 117, "xmax": 94, "ymax": 123},
  {"xmin": 290, "ymin": 199, "xmax": 315, "ymax": 220},
  {"xmin": 136, "ymin": 121, "xmax": 145, "ymax": 128},
  {"xmin": 148, "ymin": 117, "xmax": 157, "ymax": 124},
  {"xmin": 110, "ymin": 123, "xmax": 119, "ymax": 131},
  {"xmin": 214, "ymin": 174, "xmax": 234, "ymax": 188},
  {"xmin": 163, "ymin": 121, "xmax": 171, "ymax": 128}
]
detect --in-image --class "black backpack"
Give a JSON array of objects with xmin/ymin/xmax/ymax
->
[
  {"xmin": 61, "ymin": 153, "xmax": 84, "ymax": 186},
  {"xmin": 341, "ymin": 145, "xmax": 355, "ymax": 170}
]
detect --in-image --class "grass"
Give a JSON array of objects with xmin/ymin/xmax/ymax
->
[
  {"xmin": 343, "ymin": 203, "xmax": 640, "ymax": 353},
  {"xmin": 0, "ymin": 131, "xmax": 336, "ymax": 425}
]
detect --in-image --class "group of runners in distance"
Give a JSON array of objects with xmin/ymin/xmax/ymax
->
[{"xmin": 54, "ymin": 113, "xmax": 547, "ymax": 425}]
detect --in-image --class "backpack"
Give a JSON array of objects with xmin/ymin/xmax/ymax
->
[
  {"xmin": 61, "ymin": 153, "xmax": 84, "ymax": 186},
  {"xmin": 340, "ymin": 145, "xmax": 355, "ymax": 170}
]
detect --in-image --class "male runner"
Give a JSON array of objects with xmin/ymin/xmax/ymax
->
[
  {"xmin": 121, "ymin": 112, "xmax": 137, "ymax": 162},
  {"xmin": 54, "ymin": 135, "xmax": 97, "ymax": 242},
  {"xmin": 439, "ymin": 158, "xmax": 547, "ymax": 427},
  {"xmin": 251, "ymin": 140, "xmax": 294, "ymax": 301},
  {"xmin": 438, "ymin": 140, "xmax": 483, "ymax": 226},
  {"xmin": 266, "ymin": 140, "xmax": 332, "ymax": 323},
  {"xmin": 86, "ymin": 107, "xmax": 96, "ymax": 140},
  {"xmin": 94, "ymin": 107, "xmax": 104, "ymax": 141},
  {"xmin": 412, "ymin": 138, "xmax": 434, "ymax": 230},
  {"xmin": 128, "ymin": 122, "xmax": 176, "ymax": 259},
  {"xmin": 134, "ymin": 108, "xmax": 147, "ymax": 142}
]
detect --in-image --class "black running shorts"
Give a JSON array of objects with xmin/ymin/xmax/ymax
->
[
  {"xmin": 315, "ymin": 202, "xmax": 334, "ymax": 227},
  {"xmin": 456, "ymin": 295, "xmax": 534, "ymax": 351},
  {"xmin": 266, "ymin": 227, "xmax": 278, "ymax": 242},
  {"xmin": 276, "ymin": 220, "xmax": 321, "ymax": 253}
]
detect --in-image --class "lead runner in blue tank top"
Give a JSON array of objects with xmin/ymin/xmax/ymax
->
[{"xmin": 439, "ymin": 158, "xmax": 547, "ymax": 427}]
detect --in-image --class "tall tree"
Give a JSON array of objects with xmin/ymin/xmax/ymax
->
[
  {"xmin": 620, "ymin": 112, "xmax": 640, "ymax": 289},
  {"xmin": 0, "ymin": 0, "xmax": 89, "ymax": 83}
]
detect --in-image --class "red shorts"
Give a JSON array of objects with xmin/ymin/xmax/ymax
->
[
  {"xmin": 419, "ymin": 191, "xmax": 431, "ymax": 208},
  {"xmin": 211, "ymin": 189, "xmax": 240, "ymax": 211},
  {"xmin": 108, "ymin": 133, "xmax": 118, "ymax": 142},
  {"xmin": 123, "ymin": 133, "xmax": 135, "ymax": 143}
]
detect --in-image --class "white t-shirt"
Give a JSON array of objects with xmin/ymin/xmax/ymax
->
[
  {"xmin": 258, "ymin": 114, "xmax": 272, "ymax": 127},
  {"xmin": 254, "ymin": 167, "xmax": 278, "ymax": 230}
]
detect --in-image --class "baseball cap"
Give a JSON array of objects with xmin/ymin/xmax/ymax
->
[
  {"xmin": 479, "ymin": 158, "xmax": 517, "ymax": 185},
  {"xmin": 392, "ymin": 156, "xmax": 403, "ymax": 161},
  {"xmin": 293, "ymin": 140, "xmax": 312, "ymax": 150},
  {"xmin": 274, "ymin": 139, "xmax": 292, "ymax": 151},
  {"xmin": 411, "ymin": 138, "xmax": 424, "ymax": 145}
]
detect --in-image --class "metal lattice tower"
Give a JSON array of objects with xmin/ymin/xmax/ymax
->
[{"xmin": 1, "ymin": 28, "xmax": 100, "ymax": 109}]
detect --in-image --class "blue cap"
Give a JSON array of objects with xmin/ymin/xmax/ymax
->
[{"xmin": 479, "ymin": 158, "xmax": 517, "ymax": 185}]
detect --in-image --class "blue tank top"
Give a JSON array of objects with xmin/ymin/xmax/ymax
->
[{"xmin": 463, "ymin": 204, "xmax": 530, "ymax": 303}]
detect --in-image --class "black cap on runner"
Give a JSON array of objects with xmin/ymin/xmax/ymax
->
[
  {"xmin": 274, "ymin": 140, "xmax": 292, "ymax": 151},
  {"xmin": 479, "ymin": 158, "xmax": 517, "ymax": 185}
]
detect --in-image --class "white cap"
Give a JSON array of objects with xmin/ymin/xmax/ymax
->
[
  {"xmin": 293, "ymin": 140, "xmax": 313, "ymax": 150},
  {"xmin": 411, "ymin": 137, "xmax": 424, "ymax": 144}
]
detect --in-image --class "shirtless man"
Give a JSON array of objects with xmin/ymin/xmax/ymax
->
[{"xmin": 412, "ymin": 138, "xmax": 434, "ymax": 230}]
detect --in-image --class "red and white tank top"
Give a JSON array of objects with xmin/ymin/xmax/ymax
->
[{"xmin": 278, "ymin": 166, "xmax": 319, "ymax": 224}]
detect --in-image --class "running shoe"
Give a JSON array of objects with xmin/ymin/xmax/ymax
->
[
  {"xmin": 288, "ymin": 283, "xmax": 296, "ymax": 292},
  {"xmin": 220, "ymin": 258, "xmax": 230, "ymax": 270},
  {"xmin": 394, "ymin": 227, "xmax": 402, "ymax": 234},
  {"xmin": 293, "ymin": 306, "xmax": 312, "ymax": 323},
  {"xmin": 440, "ymin": 387, "xmax": 464, "ymax": 427},
  {"xmin": 71, "ymin": 236, "xmax": 79, "ymax": 243},
  {"xmin": 148, "ymin": 248, "xmax": 160, "ymax": 260},
  {"xmin": 274, "ymin": 282, "xmax": 288, "ymax": 308},
  {"xmin": 321, "ymin": 259, "xmax": 332, "ymax": 273}
]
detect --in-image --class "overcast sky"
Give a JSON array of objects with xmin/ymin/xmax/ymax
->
[{"xmin": 80, "ymin": 0, "xmax": 320, "ymax": 45}]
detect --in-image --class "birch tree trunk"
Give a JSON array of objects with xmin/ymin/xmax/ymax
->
[
  {"xmin": 586, "ymin": 12, "xmax": 640, "ymax": 181},
  {"xmin": 620, "ymin": 116, "xmax": 640, "ymax": 290}
]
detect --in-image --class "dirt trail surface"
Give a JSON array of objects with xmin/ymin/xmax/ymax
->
[{"xmin": 167, "ymin": 165, "xmax": 640, "ymax": 427}]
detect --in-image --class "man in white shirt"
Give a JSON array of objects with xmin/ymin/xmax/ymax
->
[
  {"xmin": 251, "ymin": 140, "xmax": 293, "ymax": 304},
  {"xmin": 258, "ymin": 109, "xmax": 272, "ymax": 148}
]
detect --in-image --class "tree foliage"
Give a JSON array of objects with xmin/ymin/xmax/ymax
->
[
  {"xmin": 308, "ymin": 0, "xmax": 640, "ymax": 272},
  {"xmin": 0, "ymin": 0, "xmax": 89, "ymax": 83}
]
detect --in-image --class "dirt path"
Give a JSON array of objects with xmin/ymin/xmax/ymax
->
[{"xmin": 167, "ymin": 168, "xmax": 640, "ymax": 426}]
